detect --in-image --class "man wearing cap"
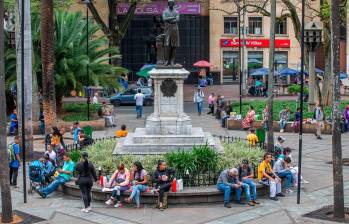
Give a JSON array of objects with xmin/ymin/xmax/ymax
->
[
  {"xmin": 217, "ymin": 168, "xmax": 255, "ymax": 208},
  {"xmin": 238, "ymin": 160, "xmax": 259, "ymax": 205},
  {"xmin": 193, "ymin": 88, "xmax": 204, "ymax": 116},
  {"xmin": 162, "ymin": 0, "xmax": 180, "ymax": 66}
]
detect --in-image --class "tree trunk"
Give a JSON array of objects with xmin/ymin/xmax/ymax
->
[
  {"xmin": 267, "ymin": 0, "xmax": 276, "ymax": 150},
  {"xmin": 330, "ymin": 0, "xmax": 344, "ymax": 219},
  {"xmin": 0, "ymin": 0, "xmax": 14, "ymax": 222},
  {"xmin": 321, "ymin": 25, "xmax": 333, "ymax": 106},
  {"xmin": 41, "ymin": 0, "xmax": 57, "ymax": 133},
  {"xmin": 32, "ymin": 68, "xmax": 40, "ymax": 122},
  {"xmin": 308, "ymin": 50, "xmax": 317, "ymax": 111},
  {"xmin": 15, "ymin": 0, "xmax": 33, "ymax": 158}
]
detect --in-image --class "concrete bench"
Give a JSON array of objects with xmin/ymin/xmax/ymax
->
[{"xmin": 61, "ymin": 180, "xmax": 268, "ymax": 204}]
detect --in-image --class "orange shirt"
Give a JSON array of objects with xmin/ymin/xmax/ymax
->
[{"xmin": 115, "ymin": 130, "xmax": 128, "ymax": 138}]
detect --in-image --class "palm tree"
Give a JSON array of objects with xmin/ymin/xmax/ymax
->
[
  {"xmin": 40, "ymin": 0, "xmax": 56, "ymax": 132},
  {"xmin": 0, "ymin": 0, "xmax": 14, "ymax": 222}
]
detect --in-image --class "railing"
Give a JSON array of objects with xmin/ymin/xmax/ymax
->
[{"xmin": 64, "ymin": 136, "xmax": 118, "ymax": 152}]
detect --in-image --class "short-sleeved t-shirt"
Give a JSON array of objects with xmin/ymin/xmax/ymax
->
[
  {"xmin": 247, "ymin": 133, "xmax": 259, "ymax": 146},
  {"xmin": 134, "ymin": 169, "xmax": 147, "ymax": 181},
  {"xmin": 73, "ymin": 127, "xmax": 81, "ymax": 142},
  {"xmin": 59, "ymin": 160, "xmax": 75, "ymax": 181},
  {"xmin": 134, "ymin": 93, "xmax": 145, "ymax": 106},
  {"xmin": 45, "ymin": 150, "xmax": 57, "ymax": 162},
  {"xmin": 238, "ymin": 165, "xmax": 252, "ymax": 180},
  {"xmin": 10, "ymin": 113, "xmax": 17, "ymax": 126},
  {"xmin": 10, "ymin": 143, "xmax": 20, "ymax": 168},
  {"xmin": 257, "ymin": 161, "xmax": 273, "ymax": 181}
]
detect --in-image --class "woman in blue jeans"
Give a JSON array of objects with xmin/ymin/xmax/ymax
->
[{"xmin": 126, "ymin": 162, "xmax": 148, "ymax": 208}]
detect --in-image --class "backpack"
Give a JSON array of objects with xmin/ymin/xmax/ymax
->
[{"xmin": 7, "ymin": 143, "xmax": 15, "ymax": 162}]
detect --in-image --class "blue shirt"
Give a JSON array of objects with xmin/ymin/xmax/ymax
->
[
  {"xmin": 73, "ymin": 127, "xmax": 81, "ymax": 142},
  {"xmin": 10, "ymin": 113, "xmax": 18, "ymax": 127},
  {"xmin": 10, "ymin": 144, "xmax": 20, "ymax": 168}
]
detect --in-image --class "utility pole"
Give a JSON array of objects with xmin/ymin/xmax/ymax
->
[
  {"xmin": 330, "ymin": 0, "xmax": 344, "ymax": 219},
  {"xmin": 241, "ymin": 0, "xmax": 247, "ymax": 94},
  {"xmin": 267, "ymin": 0, "xmax": 276, "ymax": 150},
  {"xmin": 0, "ymin": 0, "xmax": 14, "ymax": 221}
]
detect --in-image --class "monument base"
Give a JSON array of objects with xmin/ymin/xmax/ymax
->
[{"xmin": 113, "ymin": 127, "xmax": 223, "ymax": 155}]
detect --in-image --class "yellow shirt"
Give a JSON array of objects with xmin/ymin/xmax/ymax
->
[
  {"xmin": 247, "ymin": 133, "xmax": 259, "ymax": 146},
  {"xmin": 257, "ymin": 160, "xmax": 272, "ymax": 181},
  {"xmin": 115, "ymin": 130, "xmax": 128, "ymax": 138},
  {"xmin": 51, "ymin": 135, "xmax": 60, "ymax": 146}
]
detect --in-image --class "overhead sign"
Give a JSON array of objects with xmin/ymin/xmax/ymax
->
[
  {"xmin": 220, "ymin": 39, "xmax": 290, "ymax": 48},
  {"xmin": 117, "ymin": 2, "xmax": 201, "ymax": 15}
]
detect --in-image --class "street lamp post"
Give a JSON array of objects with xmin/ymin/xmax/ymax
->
[
  {"xmin": 238, "ymin": 4, "xmax": 242, "ymax": 114},
  {"xmin": 84, "ymin": 0, "xmax": 90, "ymax": 121}
]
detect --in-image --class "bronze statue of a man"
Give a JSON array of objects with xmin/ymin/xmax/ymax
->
[{"xmin": 162, "ymin": 0, "xmax": 180, "ymax": 66}]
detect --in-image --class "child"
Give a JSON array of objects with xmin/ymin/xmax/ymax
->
[
  {"xmin": 115, "ymin": 125, "xmax": 128, "ymax": 138},
  {"xmin": 246, "ymin": 128, "xmax": 259, "ymax": 147}
]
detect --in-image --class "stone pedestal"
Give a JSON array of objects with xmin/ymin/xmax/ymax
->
[{"xmin": 114, "ymin": 68, "xmax": 222, "ymax": 155}]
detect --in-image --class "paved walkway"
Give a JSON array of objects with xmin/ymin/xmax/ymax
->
[{"xmin": 3, "ymin": 107, "xmax": 349, "ymax": 223}]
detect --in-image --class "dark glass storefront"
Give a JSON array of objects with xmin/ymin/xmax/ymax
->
[{"xmin": 120, "ymin": 15, "xmax": 209, "ymax": 80}]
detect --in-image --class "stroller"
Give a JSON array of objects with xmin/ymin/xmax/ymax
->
[{"xmin": 28, "ymin": 160, "xmax": 46, "ymax": 194}]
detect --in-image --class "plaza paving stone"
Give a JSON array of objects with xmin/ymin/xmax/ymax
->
[{"xmin": 3, "ymin": 106, "xmax": 349, "ymax": 223}]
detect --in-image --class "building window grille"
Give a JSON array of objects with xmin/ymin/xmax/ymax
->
[
  {"xmin": 248, "ymin": 17, "xmax": 262, "ymax": 35},
  {"xmin": 224, "ymin": 17, "xmax": 238, "ymax": 34},
  {"xmin": 275, "ymin": 18, "xmax": 287, "ymax": 35}
]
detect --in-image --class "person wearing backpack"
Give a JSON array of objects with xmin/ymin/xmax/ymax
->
[
  {"xmin": 9, "ymin": 136, "xmax": 21, "ymax": 187},
  {"xmin": 314, "ymin": 103, "xmax": 324, "ymax": 140}
]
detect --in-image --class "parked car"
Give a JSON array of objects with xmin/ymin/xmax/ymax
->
[{"xmin": 109, "ymin": 87, "xmax": 154, "ymax": 107}]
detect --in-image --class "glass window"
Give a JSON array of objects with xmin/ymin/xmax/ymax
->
[
  {"xmin": 248, "ymin": 17, "xmax": 262, "ymax": 35},
  {"xmin": 274, "ymin": 52, "xmax": 288, "ymax": 70},
  {"xmin": 248, "ymin": 51, "xmax": 263, "ymax": 75},
  {"xmin": 275, "ymin": 18, "xmax": 287, "ymax": 35},
  {"xmin": 224, "ymin": 17, "xmax": 238, "ymax": 34},
  {"xmin": 223, "ymin": 51, "xmax": 239, "ymax": 81}
]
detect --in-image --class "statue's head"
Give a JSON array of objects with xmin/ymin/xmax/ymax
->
[{"xmin": 168, "ymin": 0, "xmax": 175, "ymax": 10}]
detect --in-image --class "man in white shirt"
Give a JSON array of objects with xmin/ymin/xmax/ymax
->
[
  {"xmin": 134, "ymin": 89, "xmax": 145, "ymax": 119},
  {"xmin": 45, "ymin": 144, "xmax": 57, "ymax": 164},
  {"xmin": 92, "ymin": 92, "xmax": 99, "ymax": 104}
]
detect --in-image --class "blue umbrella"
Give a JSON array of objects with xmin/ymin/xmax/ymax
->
[
  {"xmin": 277, "ymin": 67, "xmax": 299, "ymax": 76},
  {"xmin": 340, "ymin": 72, "xmax": 347, "ymax": 80},
  {"xmin": 140, "ymin": 64, "xmax": 156, "ymax": 71},
  {"xmin": 302, "ymin": 68, "xmax": 324, "ymax": 75},
  {"xmin": 250, "ymin": 67, "xmax": 269, "ymax": 76}
]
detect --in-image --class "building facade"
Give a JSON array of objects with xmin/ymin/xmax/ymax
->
[{"xmin": 209, "ymin": 0, "xmax": 321, "ymax": 84}]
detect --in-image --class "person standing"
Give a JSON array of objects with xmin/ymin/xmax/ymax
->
[
  {"xmin": 342, "ymin": 105, "xmax": 349, "ymax": 132},
  {"xmin": 279, "ymin": 106, "xmax": 290, "ymax": 133},
  {"xmin": 134, "ymin": 89, "xmax": 145, "ymax": 119},
  {"xmin": 193, "ymin": 88, "xmax": 204, "ymax": 116},
  {"xmin": 262, "ymin": 105, "xmax": 269, "ymax": 130},
  {"xmin": 92, "ymin": 92, "xmax": 99, "ymax": 104},
  {"xmin": 314, "ymin": 103, "xmax": 324, "ymax": 140},
  {"xmin": 71, "ymin": 122, "xmax": 81, "ymax": 144},
  {"xmin": 75, "ymin": 152, "xmax": 98, "ymax": 213},
  {"xmin": 9, "ymin": 109, "xmax": 18, "ymax": 136},
  {"xmin": 9, "ymin": 136, "xmax": 21, "ymax": 187},
  {"xmin": 207, "ymin": 93, "xmax": 215, "ymax": 115}
]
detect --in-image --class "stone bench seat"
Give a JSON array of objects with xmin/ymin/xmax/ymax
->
[{"xmin": 61, "ymin": 179, "xmax": 268, "ymax": 204}]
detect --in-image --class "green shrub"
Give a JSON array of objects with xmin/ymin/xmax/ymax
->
[
  {"xmin": 70, "ymin": 150, "xmax": 81, "ymax": 163},
  {"xmin": 288, "ymin": 84, "xmax": 309, "ymax": 94},
  {"xmin": 63, "ymin": 103, "xmax": 100, "ymax": 113},
  {"xmin": 192, "ymin": 144, "xmax": 219, "ymax": 173},
  {"xmin": 165, "ymin": 150, "xmax": 196, "ymax": 174},
  {"xmin": 218, "ymin": 140, "xmax": 265, "ymax": 171}
]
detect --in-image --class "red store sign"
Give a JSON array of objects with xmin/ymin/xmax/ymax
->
[{"xmin": 220, "ymin": 38, "xmax": 290, "ymax": 48}]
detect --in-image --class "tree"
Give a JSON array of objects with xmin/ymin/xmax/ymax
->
[
  {"xmin": 0, "ymin": 0, "xmax": 14, "ymax": 222},
  {"xmin": 267, "ymin": 0, "xmax": 276, "ymax": 150},
  {"xmin": 87, "ymin": 0, "xmax": 138, "ymax": 65},
  {"xmin": 41, "ymin": 0, "xmax": 57, "ymax": 133},
  {"xmin": 330, "ymin": 0, "xmax": 344, "ymax": 219},
  {"xmin": 15, "ymin": 0, "xmax": 33, "ymax": 157}
]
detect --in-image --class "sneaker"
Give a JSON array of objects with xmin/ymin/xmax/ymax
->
[
  {"xmin": 252, "ymin": 200, "xmax": 260, "ymax": 205},
  {"xmin": 224, "ymin": 203, "xmax": 232, "ymax": 208},
  {"xmin": 81, "ymin": 208, "xmax": 89, "ymax": 213},
  {"xmin": 86, "ymin": 206, "xmax": 92, "ymax": 212},
  {"xmin": 114, "ymin": 202, "xmax": 123, "ymax": 208},
  {"xmin": 247, "ymin": 201, "xmax": 255, "ymax": 206},
  {"xmin": 270, "ymin": 197, "xmax": 278, "ymax": 201},
  {"xmin": 286, "ymin": 188, "xmax": 293, "ymax": 194},
  {"xmin": 317, "ymin": 136, "xmax": 322, "ymax": 140},
  {"xmin": 105, "ymin": 199, "xmax": 114, "ymax": 205},
  {"xmin": 301, "ymin": 179, "xmax": 309, "ymax": 184},
  {"xmin": 276, "ymin": 193, "xmax": 285, "ymax": 197}
]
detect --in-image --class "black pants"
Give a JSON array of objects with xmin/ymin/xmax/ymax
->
[
  {"xmin": 9, "ymin": 167, "xmax": 18, "ymax": 186},
  {"xmin": 208, "ymin": 104, "xmax": 214, "ymax": 114},
  {"xmin": 157, "ymin": 183, "xmax": 171, "ymax": 203},
  {"xmin": 79, "ymin": 182, "xmax": 93, "ymax": 208}
]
